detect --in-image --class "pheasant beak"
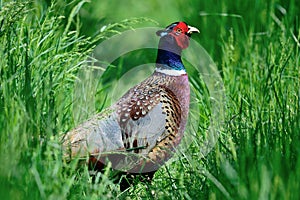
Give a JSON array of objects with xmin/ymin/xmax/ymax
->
[{"xmin": 187, "ymin": 26, "xmax": 200, "ymax": 35}]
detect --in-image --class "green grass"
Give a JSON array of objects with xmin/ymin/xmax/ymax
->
[{"xmin": 0, "ymin": 0, "xmax": 299, "ymax": 199}]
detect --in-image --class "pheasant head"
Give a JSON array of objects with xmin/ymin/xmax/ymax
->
[
  {"xmin": 155, "ymin": 22, "xmax": 199, "ymax": 73},
  {"xmin": 156, "ymin": 21, "xmax": 200, "ymax": 50}
]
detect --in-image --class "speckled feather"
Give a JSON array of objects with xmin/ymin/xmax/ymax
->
[
  {"xmin": 62, "ymin": 71, "xmax": 189, "ymax": 172},
  {"xmin": 62, "ymin": 21, "xmax": 199, "ymax": 174}
]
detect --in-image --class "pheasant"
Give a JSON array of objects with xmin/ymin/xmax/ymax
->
[{"xmin": 62, "ymin": 21, "xmax": 199, "ymax": 189}]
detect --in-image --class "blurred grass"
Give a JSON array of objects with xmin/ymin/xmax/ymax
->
[{"xmin": 0, "ymin": 0, "xmax": 299, "ymax": 199}]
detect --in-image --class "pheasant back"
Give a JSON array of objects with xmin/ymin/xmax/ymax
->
[{"xmin": 62, "ymin": 72, "xmax": 190, "ymax": 173}]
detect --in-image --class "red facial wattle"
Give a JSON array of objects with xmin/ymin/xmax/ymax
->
[
  {"xmin": 170, "ymin": 22, "xmax": 190, "ymax": 49},
  {"xmin": 173, "ymin": 33, "xmax": 190, "ymax": 49}
]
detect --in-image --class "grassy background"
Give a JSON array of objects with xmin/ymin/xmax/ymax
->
[{"xmin": 0, "ymin": 0, "xmax": 299, "ymax": 199}]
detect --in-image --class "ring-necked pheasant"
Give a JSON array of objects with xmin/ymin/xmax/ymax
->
[{"xmin": 62, "ymin": 21, "xmax": 199, "ymax": 190}]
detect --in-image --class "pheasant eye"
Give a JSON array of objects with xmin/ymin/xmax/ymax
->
[{"xmin": 176, "ymin": 28, "xmax": 182, "ymax": 33}]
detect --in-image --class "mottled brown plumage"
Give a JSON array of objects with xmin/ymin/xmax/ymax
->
[{"xmin": 62, "ymin": 21, "xmax": 199, "ymax": 190}]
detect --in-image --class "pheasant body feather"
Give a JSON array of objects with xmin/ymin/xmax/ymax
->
[
  {"xmin": 62, "ymin": 21, "xmax": 199, "ymax": 184},
  {"xmin": 63, "ymin": 72, "xmax": 189, "ymax": 172}
]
